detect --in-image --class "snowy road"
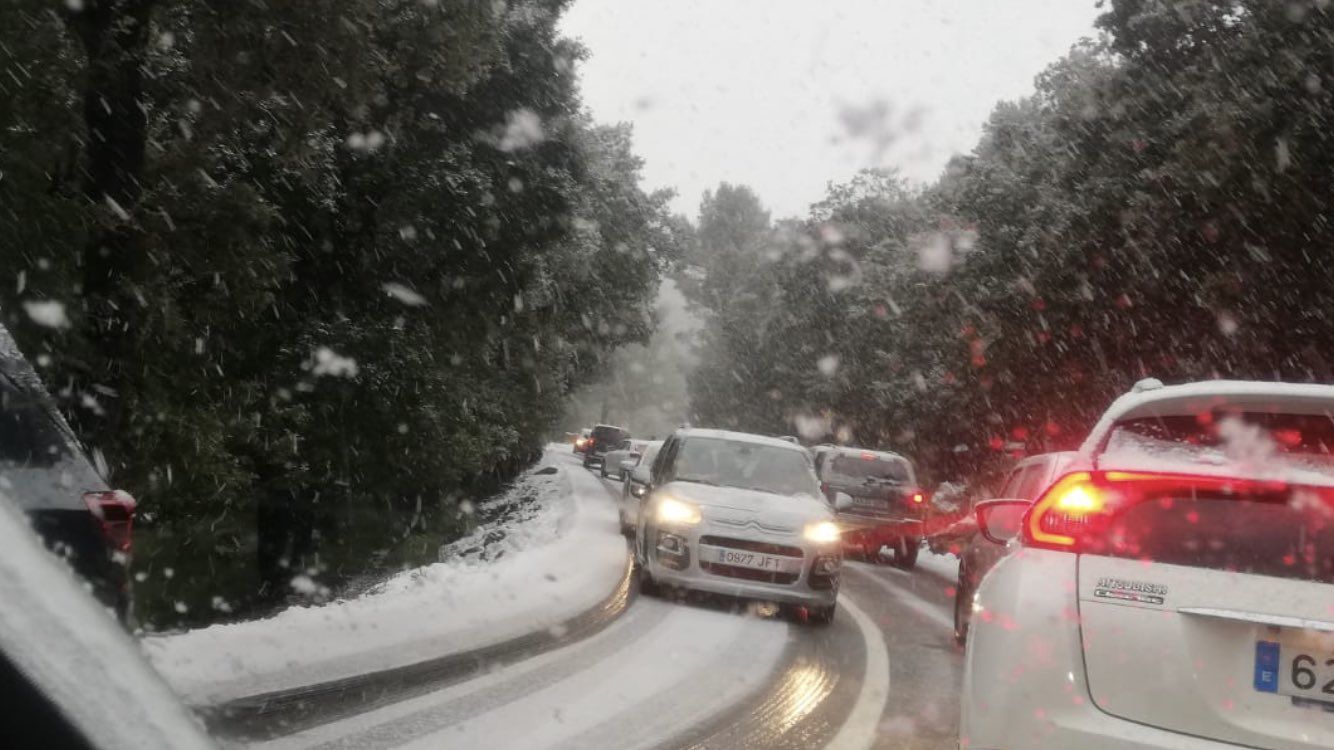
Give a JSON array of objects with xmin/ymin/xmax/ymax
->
[{"xmin": 244, "ymin": 452, "xmax": 967, "ymax": 749}]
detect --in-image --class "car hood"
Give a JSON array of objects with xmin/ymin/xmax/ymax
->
[{"xmin": 659, "ymin": 480, "xmax": 831, "ymax": 531}]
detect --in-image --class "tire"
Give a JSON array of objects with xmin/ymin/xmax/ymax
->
[
  {"xmin": 637, "ymin": 558, "xmax": 660, "ymax": 597},
  {"xmin": 798, "ymin": 603, "xmax": 836, "ymax": 626},
  {"xmin": 893, "ymin": 536, "xmax": 920, "ymax": 569},
  {"xmin": 954, "ymin": 576, "xmax": 971, "ymax": 645},
  {"xmin": 635, "ymin": 528, "xmax": 660, "ymax": 597},
  {"xmin": 600, "ymin": 463, "xmax": 608, "ymax": 478}
]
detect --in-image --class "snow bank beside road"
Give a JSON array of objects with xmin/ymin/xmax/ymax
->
[{"xmin": 142, "ymin": 446, "xmax": 627, "ymax": 706}]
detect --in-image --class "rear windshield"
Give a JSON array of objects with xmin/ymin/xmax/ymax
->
[
  {"xmin": 824, "ymin": 453, "xmax": 913, "ymax": 484},
  {"xmin": 1099, "ymin": 491, "xmax": 1334, "ymax": 585},
  {"xmin": 675, "ymin": 438, "xmax": 820, "ymax": 498},
  {"xmin": 1105, "ymin": 412, "xmax": 1334, "ymax": 482},
  {"xmin": 591, "ymin": 426, "xmax": 627, "ymax": 442}
]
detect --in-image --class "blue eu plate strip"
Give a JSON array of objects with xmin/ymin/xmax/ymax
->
[{"xmin": 1254, "ymin": 640, "xmax": 1280, "ymax": 693}]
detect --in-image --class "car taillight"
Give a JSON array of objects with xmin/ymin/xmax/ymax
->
[
  {"xmin": 1023, "ymin": 470, "xmax": 1299, "ymax": 552},
  {"xmin": 84, "ymin": 490, "xmax": 137, "ymax": 554},
  {"xmin": 911, "ymin": 490, "xmax": 925, "ymax": 504},
  {"xmin": 820, "ymin": 482, "xmax": 830, "ymax": 495}
]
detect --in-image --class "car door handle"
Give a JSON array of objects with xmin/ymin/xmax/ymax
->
[{"xmin": 1178, "ymin": 606, "xmax": 1334, "ymax": 633}]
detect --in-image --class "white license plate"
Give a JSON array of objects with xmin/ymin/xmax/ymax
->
[
  {"xmin": 713, "ymin": 548, "xmax": 789, "ymax": 572},
  {"xmin": 1255, "ymin": 638, "xmax": 1334, "ymax": 702}
]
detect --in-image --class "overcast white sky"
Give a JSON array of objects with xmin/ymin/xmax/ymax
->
[{"xmin": 560, "ymin": 0, "xmax": 1102, "ymax": 221}]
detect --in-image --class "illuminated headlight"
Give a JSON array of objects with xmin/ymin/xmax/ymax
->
[
  {"xmin": 630, "ymin": 483, "xmax": 648, "ymax": 497},
  {"xmin": 803, "ymin": 521, "xmax": 841, "ymax": 544},
  {"xmin": 655, "ymin": 496, "xmax": 702, "ymax": 525}
]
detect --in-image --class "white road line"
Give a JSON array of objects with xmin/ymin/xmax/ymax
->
[
  {"xmin": 848, "ymin": 565, "xmax": 955, "ymax": 632},
  {"xmin": 823, "ymin": 596, "xmax": 890, "ymax": 750}
]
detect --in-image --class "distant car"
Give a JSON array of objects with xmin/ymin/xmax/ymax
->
[
  {"xmin": 815, "ymin": 447, "xmax": 924, "ymax": 568},
  {"xmin": 572, "ymin": 428, "xmax": 592, "ymax": 454},
  {"xmin": 582, "ymin": 424, "xmax": 630, "ymax": 469},
  {"xmin": 951, "ymin": 452, "xmax": 1073, "ymax": 644},
  {"xmin": 634, "ymin": 428, "xmax": 841, "ymax": 624},
  {"xmin": 0, "ymin": 360, "xmax": 136, "ymax": 622},
  {"xmin": 0, "ymin": 485, "xmax": 211, "ymax": 749},
  {"xmin": 962, "ymin": 379, "xmax": 1334, "ymax": 750},
  {"xmin": 618, "ymin": 440, "xmax": 663, "ymax": 533},
  {"xmin": 600, "ymin": 439, "xmax": 648, "ymax": 479}
]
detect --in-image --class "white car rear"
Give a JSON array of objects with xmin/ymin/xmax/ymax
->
[{"xmin": 962, "ymin": 380, "xmax": 1334, "ymax": 749}]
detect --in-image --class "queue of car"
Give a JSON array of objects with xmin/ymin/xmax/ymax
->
[{"xmin": 583, "ymin": 376, "xmax": 1334, "ymax": 748}]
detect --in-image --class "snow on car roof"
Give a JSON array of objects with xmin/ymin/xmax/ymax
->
[
  {"xmin": 674, "ymin": 428, "xmax": 810, "ymax": 452},
  {"xmin": 1080, "ymin": 380, "xmax": 1334, "ymax": 455},
  {"xmin": 823, "ymin": 445, "xmax": 910, "ymax": 462}
]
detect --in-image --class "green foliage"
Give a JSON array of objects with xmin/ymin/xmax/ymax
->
[{"xmin": 0, "ymin": 0, "xmax": 669, "ymax": 627}]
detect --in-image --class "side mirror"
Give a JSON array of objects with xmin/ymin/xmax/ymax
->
[
  {"xmin": 630, "ymin": 465, "xmax": 651, "ymax": 485},
  {"xmin": 833, "ymin": 492, "xmax": 854, "ymax": 512},
  {"xmin": 975, "ymin": 499, "xmax": 1030, "ymax": 545},
  {"xmin": 619, "ymin": 459, "xmax": 637, "ymax": 472}
]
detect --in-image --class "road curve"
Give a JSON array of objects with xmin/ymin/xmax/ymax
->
[{"xmin": 244, "ymin": 466, "xmax": 968, "ymax": 750}]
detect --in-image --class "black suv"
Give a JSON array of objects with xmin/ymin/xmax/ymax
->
[
  {"xmin": 0, "ymin": 358, "xmax": 135, "ymax": 621},
  {"xmin": 582, "ymin": 423, "xmax": 630, "ymax": 470}
]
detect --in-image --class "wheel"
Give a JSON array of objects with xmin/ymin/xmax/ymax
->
[
  {"xmin": 893, "ymin": 536, "xmax": 920, "ymax": 569},
  {"xmin": 637, "ymin": 558, "xmax": 660, "ymax": 597},
  {"xmin": 796, "ymin": 603, "xmax": 836, "ymax": 626},
  {"xmin": 635, "ymin": 527, "xmax": 660, "ymax": 597},
  {"xmin": 954, "ymin": 575, "xmax": 971, "ymax": 645},
  {"xmin": 600, "ymin": 463, "xmax": 608, "ymax": 478},
  {"xmin": 618, "ymin": 509, "xmax": 634, "ymax": 537}
]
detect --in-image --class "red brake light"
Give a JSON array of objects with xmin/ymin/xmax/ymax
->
[
  {"xmin": 84, "ymin": 490, "xmax": 137, "ymax": 554},
  {"xmin": 911, "ymin": 491, "xmax": 924, "ymax": 504},
  {"xmin": 860, "ymin": 452, "xmax": 875, "ymax": 461},
  {"xmin": 1023, "ymin": 470, "xmax": 1301, "ymax": 552}
]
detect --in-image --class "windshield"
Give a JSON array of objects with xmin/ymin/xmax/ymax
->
[
  {"xmin": 675, "ymin": 438, "xmax": 820, "ymax": 497},
  {"xmin": 825, "ymin": 453, "xmax": 913, "ymax": 484},
  {"xmin": 5, "ymin": 0, "xmax": 1334, "ymax": 747}
]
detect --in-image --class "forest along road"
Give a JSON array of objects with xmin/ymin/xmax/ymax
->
[{"xmin": 247, "ymin": 452, "xmax": 965, "ymax": 750}]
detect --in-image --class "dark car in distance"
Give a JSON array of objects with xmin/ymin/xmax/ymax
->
[
  {"xmin": 815, "ymin": 447, "xmax": 925, "ymax": 569},
  {"xmin": 582, "ymin": 423, "xmax": 630, "ymax": 470},
  {"xmin": 0, "ymin": 359, "xmax": 136, "ymax": 622}
]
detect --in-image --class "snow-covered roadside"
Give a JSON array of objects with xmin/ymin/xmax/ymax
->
[{"xmin": 141, "ymin": 445, "xmax": 627, "ymax": 706}]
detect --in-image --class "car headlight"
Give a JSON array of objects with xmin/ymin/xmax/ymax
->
[
  {"xmin": 804, "ymin": 520, "xmax": 840, "ymax": 544},
  {"xmin": 655, "ymin": 496, "xmax": 702, "ymax": 525}
]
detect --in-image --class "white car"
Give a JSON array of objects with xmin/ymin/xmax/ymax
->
[
  {"xmin": 961, "ymin": 379, "xmax": 1334, "ymax": 749},
  {"xmin": 633, "ymin": 429, "xmax": 842, "ymax": 624},
  {"xmin": 601, "ymin": 439, "xmax": 648, "ymax": 480}
]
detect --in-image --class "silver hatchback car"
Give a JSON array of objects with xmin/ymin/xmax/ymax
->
[{"xmin": 633, "ymin": 429, "xmax": 842, "ymax": 624}]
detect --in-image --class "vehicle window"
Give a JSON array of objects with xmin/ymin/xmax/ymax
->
[
  {"xmin": 674, "ymin": 438, "xmax": 820, "ymax": 497},
  {"xmin": 0, "ymin": 380, "xmax": 70, "ymax": 467},
  {"xmin": 1012, "ymin": 462, "xmax": 1049, "ymax": 502},
  {"xmin": 998, "ymin": 468, "xmax": 1025, "ymax": 499},
  {"xmin": 824, "ymin": 453, "xmax": 912, "ymax": 484}
]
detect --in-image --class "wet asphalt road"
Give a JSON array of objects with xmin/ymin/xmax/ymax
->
[{"xmin": 248, "ymin": 460, "xmax": 966, "ymax": 750}]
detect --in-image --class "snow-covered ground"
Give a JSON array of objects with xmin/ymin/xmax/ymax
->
[
  {"xmin": 142, "ymin": 446, "xmax": 628, "ymax": 706},
  {"xmin": 250, "ymin": 597, "xmax": 792, "ymax": 750}
]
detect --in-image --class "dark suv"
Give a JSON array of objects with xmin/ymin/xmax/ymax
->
[
  {"xmin": 582, "ymin": 423, "xmax": 630, "ymax": 470},
  {"xmin": 0, "ymin": 361, "xmax": 135, "ymax": 621},
  {"xmin": 815, "ymin": 447, "xmax": 924, "ymax": 569}
]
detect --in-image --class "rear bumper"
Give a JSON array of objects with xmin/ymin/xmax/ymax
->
[{"xmin": 967, "ymin": 707, "xmax": 1245, "ymax": 750}]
